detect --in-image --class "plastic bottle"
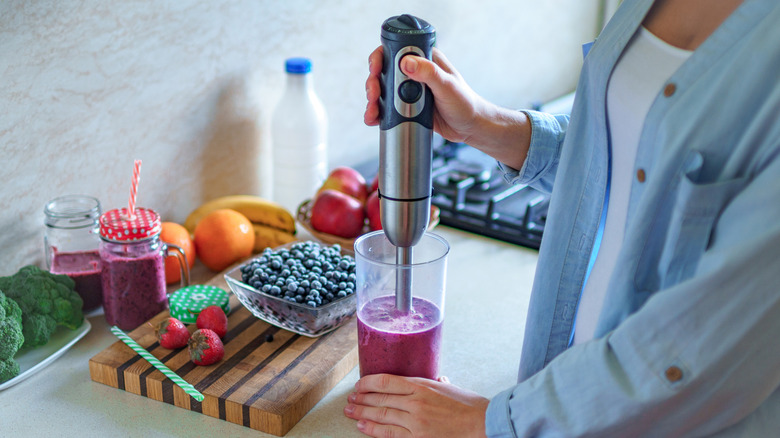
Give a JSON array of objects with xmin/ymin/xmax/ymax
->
[{"xmin": 271, "ymin": 57, "xmax": 328, "ymax": 215}]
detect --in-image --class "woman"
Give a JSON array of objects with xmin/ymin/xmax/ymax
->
[{"xmin": 345, "ymin": 0, "xmax": 780, "ymax": 436}]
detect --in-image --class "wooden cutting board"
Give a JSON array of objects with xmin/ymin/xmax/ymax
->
[{"xmin": 89, "ymin": 270, "xmax": 358, "ymax": 436}]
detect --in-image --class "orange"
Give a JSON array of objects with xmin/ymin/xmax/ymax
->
[
  {"xmin": 160, "ymin": 222, "xmax": 196, "ymax": 285},
  {"xmin": 193, "ymin": 208, "xmax": 255, "ymax": 272}
]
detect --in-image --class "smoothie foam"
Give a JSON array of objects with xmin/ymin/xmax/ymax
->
[{"xmin": 357, "ymin": 295, "xmax": 442, "ymax": 379}]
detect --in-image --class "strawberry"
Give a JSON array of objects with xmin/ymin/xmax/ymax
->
[
  {"xmin": 196, "ymin": 305, "xmax": 228, "ymax": 339},
  {"xmin": 188, "ymin": 329, "xmax": 224, "ymax": 366},
  {"xmin": 152, "ymin": 317, "xmax": 190, "ymax": 349}
]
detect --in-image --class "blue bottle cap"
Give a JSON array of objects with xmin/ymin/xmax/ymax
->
[{"xmin": 285, "ymin": 57, "xmax": 312, "ymax": 74}]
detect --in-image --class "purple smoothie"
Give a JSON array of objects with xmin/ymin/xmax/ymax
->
[
  {"xmin": 357, "ymin": 295, "xmax": 443, "ymax": 379},
  {"xmin": 50, "ymin": 249, "xmax": 103, "ymax": 312},
  {"xmin": 100, "ymin": 246, "xmax": 167, "ymax": 330}
]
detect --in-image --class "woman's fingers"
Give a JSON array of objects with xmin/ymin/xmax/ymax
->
[
  {"xmin": 354, "ymin": 373, "xmax": 420, "ymax": 396},
  {"xmin": 364, "ymin": 46, "xmax": 384, "ymax": 126}
]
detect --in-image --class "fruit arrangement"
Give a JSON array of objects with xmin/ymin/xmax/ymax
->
[
  {"xmin": 297, "ymin": 166, "xmax": 439, "ymax": 247},
  {"xmin": 158, "ymin": 195, "xmax": 298, "ymax": 276},
  {"xmin": 150, "ymin": 304, "xmax": 228, "ymax": 366},
  {"xmin": 185, "ymin": 195, "xmax": 297, "ymax": 253}
]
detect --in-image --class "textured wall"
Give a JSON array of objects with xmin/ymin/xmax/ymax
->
[{"xmin": 0, "ymin": 0, "xmax": 600, "ymax": 273}]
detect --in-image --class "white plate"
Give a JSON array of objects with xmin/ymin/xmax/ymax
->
[{"xmin": 0, "ymin": 318, "xmax": 92, "ymax": 390}]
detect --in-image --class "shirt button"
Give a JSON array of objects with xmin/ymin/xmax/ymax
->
[
  {"xmin": 636, "ymin": 168, "xmax": 646, "ymax": 183},
  {"xmin": 664, "ymin": 83, "xmax": 677, "ymax": 97},
  {"xmin": 665, "ymin": 366, "xmax": 683, "ymax": 382}
]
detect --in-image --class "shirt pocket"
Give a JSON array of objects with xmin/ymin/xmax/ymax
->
[{"xmin": 635, "ymin": 152, "xmax": 748, "ymax": 292}]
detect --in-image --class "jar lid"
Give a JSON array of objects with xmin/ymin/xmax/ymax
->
[
  {"xmin": 99, "ymin": 207, "xmax": 161, "ymax": 241},
  {"xmin": 168, "ymin": 285, "xmax": 230, "ymax": 324}
]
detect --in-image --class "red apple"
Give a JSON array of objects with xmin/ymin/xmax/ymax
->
[
  {"xmin": 310, "ymin": 189, "xmax": 366, "ymax": 238},
  {"xmin": 317, "ymin": 166, "xmax": 368, "ymax": 204},
  {"xmin": 366, "ymin": 190, "xmax": 382, "ymax": 231},
  {"xmin": 369, "ymin": 173, "xmax": 379, "ymax": 193}
]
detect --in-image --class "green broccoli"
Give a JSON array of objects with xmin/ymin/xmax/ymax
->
[
  {"xmin": 0, "ymin": 289, "xmax": 24, "ymax": 383},
  {"xmin": 0, "ymin": 265, "xmax": 84, "ymax": 349}
]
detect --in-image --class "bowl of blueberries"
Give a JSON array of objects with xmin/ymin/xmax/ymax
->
[{"xmin": 224, "ymin": 240, "xmax": 357, "ymax": 337}]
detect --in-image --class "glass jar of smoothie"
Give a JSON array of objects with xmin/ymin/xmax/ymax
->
[
  {"xmin": 99, "ymin": 207, "xmax": 189, "ymax": 330},
  {"xmin": 44, "ymin": 195, "xmax": 103, "ymax": 312}
]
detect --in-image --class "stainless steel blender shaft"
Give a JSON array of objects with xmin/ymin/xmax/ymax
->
[{"xmin": 395, "ymin": 246, "xmax": 413, "ymax": 312}]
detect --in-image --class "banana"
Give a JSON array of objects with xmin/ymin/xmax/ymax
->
[
  {"xmin": 185, "ymin": 195, "xmax": 296, "ymax": 234},
  {"xmin": 252, "ymin": 223, "xmax": 297, "ymax": 252}
]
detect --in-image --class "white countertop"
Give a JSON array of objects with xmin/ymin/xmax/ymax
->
[{"xmin": 0, "ymin": 226, "xmax": 538, "ymax": 437}]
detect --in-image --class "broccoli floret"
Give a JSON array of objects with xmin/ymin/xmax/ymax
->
[
  {"xmin": 0, "ymin": 358, "xmax": 20, "ymax": 384},
  {"xmin": 0, "ymin": 289, "xmax": 24, "ymax": 383},
  {"xmin": 0, "ymin": 265, "xmax": 84, "ymax": 349}
]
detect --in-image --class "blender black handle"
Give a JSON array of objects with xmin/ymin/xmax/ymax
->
[{"xmin": 379, "ymin": 14, "xmax": 436, "ymax": 131}]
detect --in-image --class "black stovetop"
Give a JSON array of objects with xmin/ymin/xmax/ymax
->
[{"xmin": 429, "ymin": 140, "xmax": 548, "ymax": 249}]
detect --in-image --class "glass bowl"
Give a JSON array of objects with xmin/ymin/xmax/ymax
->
[{"xmin": 224, "ymin": 242, "xmax": 357, "ymax": 337}]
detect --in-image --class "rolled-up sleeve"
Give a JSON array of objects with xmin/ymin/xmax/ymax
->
[{"xmin": 497, "ymin": 110, "xmax": 569, "ymax": 194}]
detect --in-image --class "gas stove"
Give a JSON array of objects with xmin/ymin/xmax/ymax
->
[{"xmin": 428, "ymin": 140, "xmax": 549, "ymax": 249}]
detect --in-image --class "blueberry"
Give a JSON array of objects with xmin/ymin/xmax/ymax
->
[
  {"xmin": 270, "ymin": 259, "xmax": 282, "ymax": 269},
  {"xmin": 270, "ymin": 285, "xmax": 281, "ymax": 295},
  {"xmin": 306, "ymin": 300, "xmax": 317, "ymax": 307},
  {"xmin": 337, "ymin": 290, "xmax": 347, "ymax": 298},
  {"xmin": 287, "ymin": 282, "xmax": 298, "ymax": 291}
]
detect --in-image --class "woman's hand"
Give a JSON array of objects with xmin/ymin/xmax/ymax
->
[
  {"xmin": 364, "ymin": 46, "xmax": 489, "ymax": 144},
  {"xmin": 344, "ymin": 374, "xmax": 490, "ymax": 438},
  {"xmin": 364, "ymin": 46, "xmax": 530, "ymax": 170}
]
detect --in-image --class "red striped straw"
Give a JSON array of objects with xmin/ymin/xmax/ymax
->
[{"xmin": 128, "ymin": 159, "xmax": 142, "ymax": 219}]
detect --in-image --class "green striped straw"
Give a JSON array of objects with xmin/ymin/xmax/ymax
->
[{"xmin": 110, "ymin": 326, "xmax": 204, "ymax": 402}]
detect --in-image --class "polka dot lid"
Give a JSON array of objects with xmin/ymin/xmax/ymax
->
[
  {"xmin": 168, "ymin": 285, "xmax": 231, "ymax": 324},
  {"xmin": 99, "ymin": 207, "xmax": 162, "ymax": 242}
]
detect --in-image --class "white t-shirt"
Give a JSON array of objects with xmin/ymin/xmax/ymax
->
[{"xmin": 573, "ymin": 27, "xmax": 692, "ymax": 345}]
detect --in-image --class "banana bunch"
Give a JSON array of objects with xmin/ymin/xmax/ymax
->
[{"xmin": 184, "ymin": 195, "xmax": 297, "ymax": 252}]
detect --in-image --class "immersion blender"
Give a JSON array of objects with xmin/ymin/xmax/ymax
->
[{"xmin": 378, "ymin": 14, "xmax": 436, "ymax": 312}]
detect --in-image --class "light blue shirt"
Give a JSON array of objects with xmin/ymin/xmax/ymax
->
[{"xmin": 486, "ymin": 0, "xmax": 780, "ymax": 436}]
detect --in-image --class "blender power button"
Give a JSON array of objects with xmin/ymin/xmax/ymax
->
[{"xmin": 398, "ymin": 80, "xmax": 423, "ymax": 104}]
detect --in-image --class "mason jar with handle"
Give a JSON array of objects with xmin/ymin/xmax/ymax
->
[{"xmin": 98, "ymin": 207, "xmax": 189, "ymax": 330}]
